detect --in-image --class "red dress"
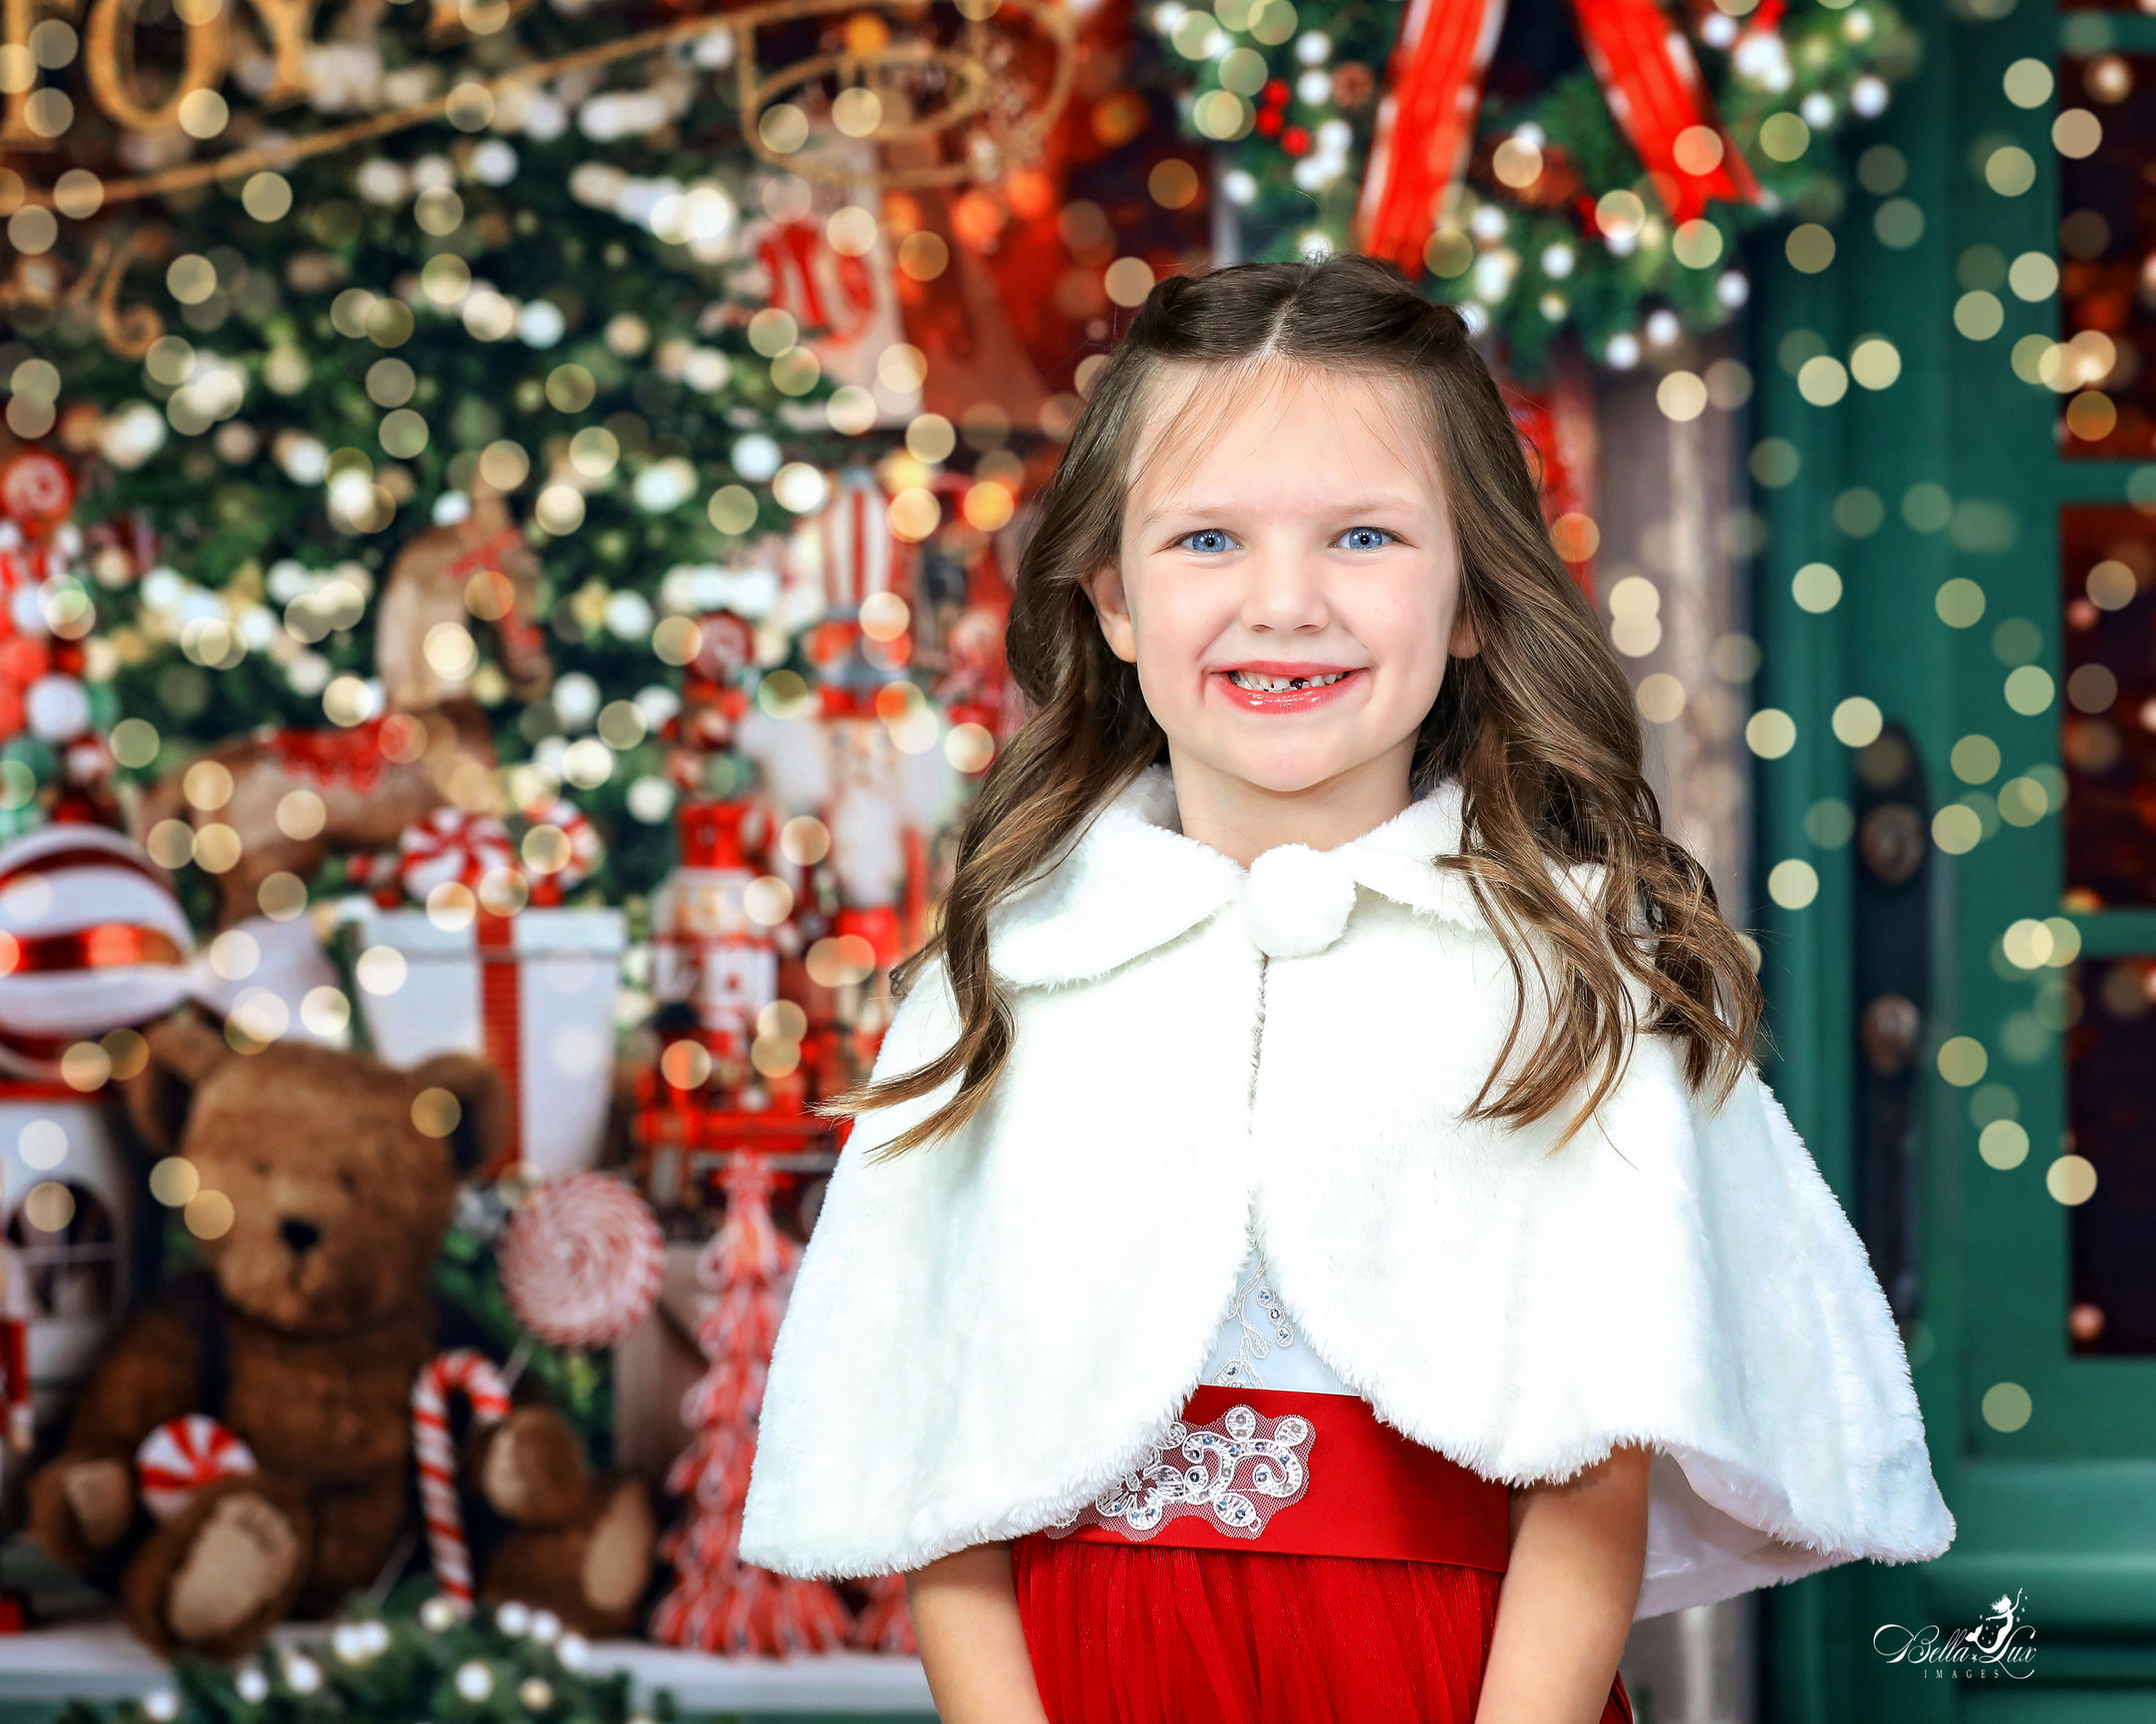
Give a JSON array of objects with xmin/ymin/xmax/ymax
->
[{"xmin": 1008, "ymin": 1386, "xmax": 1636, "ymax": 1724}]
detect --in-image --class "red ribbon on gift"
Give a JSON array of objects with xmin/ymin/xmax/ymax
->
[
  {"xmin": 477, "ymin": 908, "xmax": 523, "ymax": 1178},
  {"xmin": 1357, "ymin": 0, "xmax": 1761, "ymax": 274}
]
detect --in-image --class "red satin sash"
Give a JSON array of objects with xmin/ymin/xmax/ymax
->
[{"xmin": 1052, "ymin": 1386, "xmax": 1513, "ymax": 1571}]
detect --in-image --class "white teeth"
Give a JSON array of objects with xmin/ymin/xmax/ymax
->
[{"xmin": 1229, "ymin": 670, "xmax": 1350, "ymax": 693}]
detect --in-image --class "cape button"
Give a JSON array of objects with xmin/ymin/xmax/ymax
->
[{"xmin": 1242, "ymin": 844, "xmax": 1359, "ymax": 960}]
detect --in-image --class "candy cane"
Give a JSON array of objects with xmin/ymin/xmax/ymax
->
[{"xmin": 411, "ymin": 1349, "xmax": 510, "ymax": 1606}]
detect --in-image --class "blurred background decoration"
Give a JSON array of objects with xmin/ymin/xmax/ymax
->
[{"xmin": 0, "ymin": 0, "xmax": 2149, "ymax": 1716}]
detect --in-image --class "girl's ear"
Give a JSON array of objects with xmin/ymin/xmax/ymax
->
[
  {"xmin": 1448, "ymin": 610, "xmax": 1480, "ymax": 659},
  {"xmin": 1080, "ymin": 564, "xmax": 1139, "ymax": 664}
]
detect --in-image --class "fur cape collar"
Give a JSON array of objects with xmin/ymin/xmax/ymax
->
[
  {"xmin": 741, "ymin": 767, "xmax": 1956, "ymax": 1618},
  {"xmin": 986, "ymin": 764, "xmax": 1493, "ymax": 984}
]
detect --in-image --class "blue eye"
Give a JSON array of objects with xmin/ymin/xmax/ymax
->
[
  {"xmin": 1338, "ymin": 527, "xmax": 1394, "ymax": 550},
  {"xmin": 1180, "ymin": 529, "xmax": 1234, "ymax": 554}
]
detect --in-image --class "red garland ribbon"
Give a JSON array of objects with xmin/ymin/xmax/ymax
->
[
  {"xmin": 1357, "ymin": 0, "xmax": 1761, "ymax": 274},
  {"xmin": 1357, "ymin": 0, "xmax": 1509, "ymax": 272},
  {"xmin": 1570, "ymin": 0, "xmax": 1759, "ymax": 221},
  {"xmin": 1503, "ymin": 343, "xmax": 1601, "ymax": 598}
]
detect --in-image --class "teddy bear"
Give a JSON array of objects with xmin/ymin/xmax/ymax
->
[{"xmin": 24, "ymin": 1014, "xmax": 656, "ymax": 1657}]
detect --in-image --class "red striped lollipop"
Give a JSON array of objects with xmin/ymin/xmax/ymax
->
[{"xmin": 497, "ymin": 1173, "xmax": 664, "ymax": 1350}]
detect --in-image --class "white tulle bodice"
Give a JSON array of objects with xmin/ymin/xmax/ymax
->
[{"xmin": 1199, "ymin": 1239, "xmax": 1351, "ymax": 1394}]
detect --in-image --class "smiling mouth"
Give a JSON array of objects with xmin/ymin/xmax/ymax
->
[
  {"xmin": 1213, "ymin": 665, "xmax": 1366, "ymax": 713},
  {"xmin": 1227, "ymin": 669, "xmax": 1352, "ymax": 692}
]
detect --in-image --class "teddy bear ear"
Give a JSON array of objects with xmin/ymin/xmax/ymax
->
[
  {"xmin": 126, "ymin": 1012, "xmax": 233, "ymax": 1154},
  {"xmin": 408, "ymin": 1052, "xmax": 510, "ymax": 1175}
]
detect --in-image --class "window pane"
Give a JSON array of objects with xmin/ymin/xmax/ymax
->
[
  {"xmin": 2, "ymin": 1185, "xmax": 117, "ymax": 1319},
  {"xmin": 2062, "ymin": 504, "xmax": 2156, "ymax": 906},
  {"xmin": 2067, "ymin": 955, "xmax": 2156, "ymax": 1354},
  {"xmin": 2057, "ymin": 56, "xmax": 2149, "ymax": 457}
]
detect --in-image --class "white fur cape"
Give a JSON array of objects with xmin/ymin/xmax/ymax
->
[{"xmin": 739, "ymin": 767, "xmax": 1956, "ymax": 1618}]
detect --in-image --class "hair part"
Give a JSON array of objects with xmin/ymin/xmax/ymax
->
[{"xmin": 830, "ymin": 254, "xmax": 1765, "ymax": 1157}]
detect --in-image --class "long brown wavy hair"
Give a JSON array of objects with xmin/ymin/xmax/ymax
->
[{"xmin": 832, "ymin": 254, "xmax": 1763, "ymax": 1155}]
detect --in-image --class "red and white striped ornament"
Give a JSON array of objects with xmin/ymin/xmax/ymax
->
[
  {"xmin": 758, "ymin": 219, "xmax": 880, "ymax": 354},
  {"xmin": 498, "ymin": 1173, "xmax": 664, "ymax": 1350},
  {"xmin": 814, "ymin": 468, "xmax": 897, "ymax": 614},
  {"xmin": 0, "ymin": 825, "xmax": 195, "ymax": 1079},
  {"xmin": 411, "ymin": 1348, "xmax": 511, "ymax": 1606},
  {"xmin": 398, "ymin": 808, "xmax": 518, "ymax": 901},
  {"xmin": 136, "ymin": 1414, "xmax": 257, "ymax": 1522}
]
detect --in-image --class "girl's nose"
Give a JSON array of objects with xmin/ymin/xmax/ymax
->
[{"xmin": 1238, "ymin": 547, "xmax": 1332, "ymax": 634}]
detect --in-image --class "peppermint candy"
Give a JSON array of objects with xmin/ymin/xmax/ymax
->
[
  {"xmin": 497, "ymin": 1173, "xmax": 664, "ymax": 1350},
  {"xmin": 517, "ymin": 796, "xmax": 602, "ymax": 894},
  {"xmin": 0, "ymin": 451, "xmax": 76, "ymax": 539},
  {"xmin": 136, "ymin": 1414, "xmax": 257, "ymax": 1522},
  {"xmin": 398, "ymin": 808, "xmax": 517, "ymax": 901}
]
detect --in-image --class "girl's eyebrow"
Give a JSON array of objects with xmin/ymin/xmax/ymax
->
[{"xmin": 1136, "ymin": 490, "xmax": 1436, "ymax": 530}]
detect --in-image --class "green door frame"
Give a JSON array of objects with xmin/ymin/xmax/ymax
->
[{"xmin": 1749, "ymin": 0, "xmax": 2156, "ymax": 1715}]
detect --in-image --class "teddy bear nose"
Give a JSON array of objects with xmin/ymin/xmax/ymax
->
[{"xmin": 279, "ymin": 1218, "xmax": 323, "ymax": 1257}]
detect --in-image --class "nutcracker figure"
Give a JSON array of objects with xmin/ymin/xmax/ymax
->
[
  {"xmin": 669, "ymin": 611, "xmax": 757, "ymax": 781},
  {"xmin": 651, "ymin": 794, "xmax": 784, "ymax": 1084},
  {"xmin": 809, "ymin": 689, "xmax": 930, "ymax": 1078}
]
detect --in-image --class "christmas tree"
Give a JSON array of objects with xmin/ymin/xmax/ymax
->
[
  {"xmin": 13, "ymin": 0, "xmax": 860, "ymax": 904},
  {"xmin": 647, "ymin": 1153, "xmax": 852, "ymax": 1653}
]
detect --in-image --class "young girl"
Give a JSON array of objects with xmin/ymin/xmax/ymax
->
[{"xmin": 739, "ymin": 256, "xmax": 1956, "ymax": 1724}]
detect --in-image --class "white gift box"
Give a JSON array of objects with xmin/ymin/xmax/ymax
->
[{"xmin": 347, "ymin": 906, "xmax": 624, "ymax": 1179}]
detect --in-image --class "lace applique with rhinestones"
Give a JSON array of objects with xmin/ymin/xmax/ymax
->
[
  {"xmin": 1212, "ymin": 1251, "xmax": 1299, "ymax": 1389},
  {"xmin": 1047, "ymin": 1403, "xmax": 1317, "ymax": 1542}
]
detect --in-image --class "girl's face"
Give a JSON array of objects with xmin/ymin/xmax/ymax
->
[{"xmin": 1085, "ymin": 364, "xmax": 1476, "ymax": 812}]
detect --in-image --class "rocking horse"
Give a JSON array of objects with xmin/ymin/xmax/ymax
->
[{"xmin": 136, "ymin": 488, "xmax": 552, "ymax": 929}]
